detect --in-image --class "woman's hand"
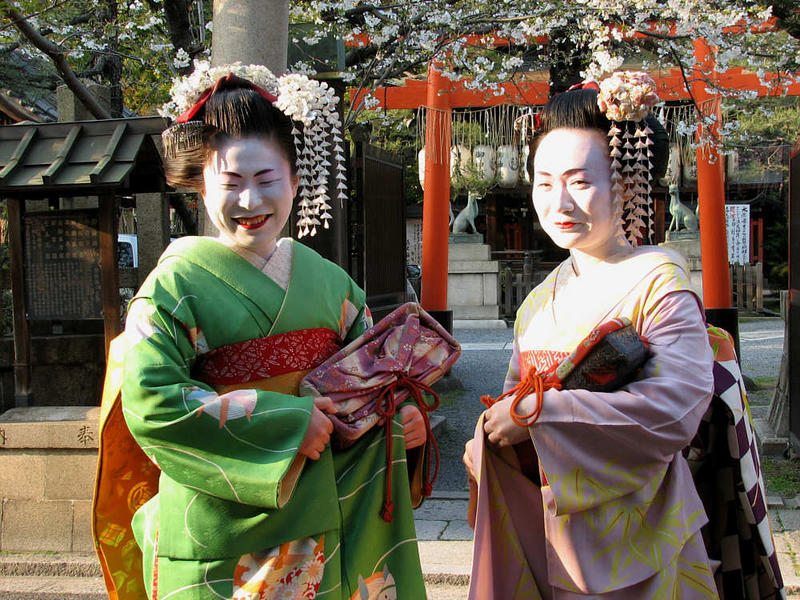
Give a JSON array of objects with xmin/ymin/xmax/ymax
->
[
  {"xmin": 400, "ymin": 405, "xmax": 426, "ymax": 449},
  {"xmin": 483, "ymin": 396, "xmax": 533, "ymax": 447},
  {"xmin": 463, "ymin": 438, "xmax": 477, "ymax": 481},
  {"xmin": 299, "ymin": 397, "xmax": 335, "ymax": 460}
]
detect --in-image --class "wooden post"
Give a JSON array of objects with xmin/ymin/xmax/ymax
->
[
  {"xmin": 98, "ymin": 195, "xmax": 120, "ymax": 355},
  {"xmin": 420, "ymin": 61, "xmax": 452, "ymax": 328},
  {"xmin": 7, "ymin": 198, "xmax": 31, "ymax": 407}
]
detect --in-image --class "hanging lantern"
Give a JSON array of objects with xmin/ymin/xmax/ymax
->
[
  {"xmin": 450, "ymin": 145, "xmax": 471, "ymax": 181},
  {"xmin": 496, "ymin": 145, "xmax": 519, "ymax": 188},
  {"xmin": 726, "ymin": 150, "xmax": 739, "ymax": 182},
  {"xmin": 661, "ymin": 144, "xmax": 680, "ymax": 187},
  {"xmin": 472, "ymin": 144, "xmax": 496, "ymax": 183},
  {"xmin": 418, "ymin": 146, "xmax": 425, "ymax": 188},
  {"xmin": 520, "ymin": 144, "xmax": 531, "ymax": 184},
  {"xmin": 682, "ymin": 148, "xmax": 697, "ymax": 183}
]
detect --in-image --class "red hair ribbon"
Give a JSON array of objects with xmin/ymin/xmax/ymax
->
[
  {"xmin": 567, "ymin": 81, "xmax": 601, "ymax": 92},
  {"xmin": 176, "ymin": 73, "xmax": 278, "ymax": 123}
]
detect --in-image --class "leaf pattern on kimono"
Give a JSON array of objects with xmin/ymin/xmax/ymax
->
[
  {"xmin": 546, "ymin": 461, "xmax": 655, "ymax": 515},
  {"xmin": 351, "ymin": 565, "xmax": 397, "ymax": 600},
  {"xmin": 592, "ymin": 497, "xmax": 706, "ymax": 589},
  {"xmin": 125, "ymin": 301, "xmax": 163, "ymax": 347},
  {"xmin": 185, "ymin": 387, "xmax": 257, "ymax": 427}
]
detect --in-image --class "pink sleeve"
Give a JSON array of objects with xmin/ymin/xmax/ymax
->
[{"xmin": 529, "ymin": 290, "xmax": 713, "ymax": 513}]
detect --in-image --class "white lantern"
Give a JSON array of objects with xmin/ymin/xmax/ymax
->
[
  {"xmin": 496, "ymin": 145, "xmax": 519, "ymax": 188},
  {"xmin": 682, "ymin": 149, "xmax": 697, "ymax": 183},
  {"xmin": 520, "ymin": 145, "xmax": 531, "ymax": 184},
  {"xmin": 450, "ymin": 145, "xmax": 471, "ymax": 181},
  {"xmin": 726, "ymin": 150, "xmax": 739, "ymax": 181},
  {"xmin": 472, "ymin": 144, "xmax": 496, "ymax": 183},
  {"xmin": 418, "ymin": 146, "xmax": 426, "ymax": 187}
]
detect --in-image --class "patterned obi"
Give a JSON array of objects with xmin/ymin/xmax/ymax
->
[{"xmin": 193, "ymin": 328, "xmax": 342, "ymax": 388}]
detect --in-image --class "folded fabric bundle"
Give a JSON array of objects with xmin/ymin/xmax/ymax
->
[
  {"xmin": 300, "ymin": 301, "xmax": 461, "ymax": 520},
  {"xmin": 482, "ymin": 317, "xmax": 650, "ymax": 425}
]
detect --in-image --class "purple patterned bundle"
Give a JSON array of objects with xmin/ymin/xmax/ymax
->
[{"xmin": 299, "ymin": 302, "xmax": 461, "ymax": 447}]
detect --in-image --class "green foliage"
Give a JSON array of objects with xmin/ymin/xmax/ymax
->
[
  {"xmin": 726, "ymin": 97, "xmax": 800, "ymax": 148},
  {"xmin": 352, "ymin": 108, "xmax": 425, "ymax": 204}
]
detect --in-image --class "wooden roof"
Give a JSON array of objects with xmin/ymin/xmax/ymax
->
[{"xmin": 0, "ymin": 116, "xmax": 167, "ymax": 197}]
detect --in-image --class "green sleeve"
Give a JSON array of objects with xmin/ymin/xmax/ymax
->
[{"xmin": 121, "ymin": 296, "xmax": 313, "ymax": 510}]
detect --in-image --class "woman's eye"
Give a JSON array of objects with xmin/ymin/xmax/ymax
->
[
  {"xmin": 220, "ymin": 182, "xmax": 238, "ymax": 190},
  {"xmin": 259, "ymin": 180, "xmax": 277, "ymax": 187},
  {"xmin": 536, "ymin": 182, "xmax": 552, "ymax": 190},
  {"xmin": 570, "ymin": 179, "xmax": 589, "ymax": 188}
]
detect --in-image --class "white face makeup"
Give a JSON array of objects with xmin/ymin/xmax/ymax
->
[
  {"xmin": 531, "ymin": 128, "xmax": 625, "ymax": 262},
  {"xmin": 202, "ymin": 136, "xmax": 298, "ymax": 259}
]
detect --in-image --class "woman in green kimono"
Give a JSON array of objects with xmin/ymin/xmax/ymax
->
[{"xmin": 93, "ymin": 65, "xmax": 428, "ymax": 600}]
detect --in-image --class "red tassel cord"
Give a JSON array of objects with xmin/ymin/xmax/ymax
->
[
  {"xmin": 375, "ymin": 373, "xmax": 441, "ymax": 522},
  {"xmin": 481, "ymin": 371, "xmax": 561, "ymax": 427}
]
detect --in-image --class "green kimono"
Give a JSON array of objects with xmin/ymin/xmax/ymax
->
[{"xmin": 110, "ymin": 237, "xmax": 424, "ymax": 600}]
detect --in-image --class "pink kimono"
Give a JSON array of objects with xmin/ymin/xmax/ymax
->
[{"xmin": 469, "ymin": 247, "xmax": 720, "ymax": 599}]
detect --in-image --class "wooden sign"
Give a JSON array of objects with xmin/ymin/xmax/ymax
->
[{"xmin": 24, "ymin": 211, "xmax": 103, "ymax": 319}]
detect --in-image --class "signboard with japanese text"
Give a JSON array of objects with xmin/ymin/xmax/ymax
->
[{"xmin": 725, "ymin": 204, "xmax": 750, "ymax": 266}]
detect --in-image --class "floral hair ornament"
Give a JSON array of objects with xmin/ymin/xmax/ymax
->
[
  {"xmin": 160, "ymin": 61, "xmax": 347, "ymax": 238},
  {"xmin": 595, "ymin": 71, "xmax": 660, "ymax": 245},
  {"xmin": 513, "ymin": 109, "xmax": 542, "ymax": 143}
]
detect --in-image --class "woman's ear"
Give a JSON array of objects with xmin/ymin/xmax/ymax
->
[{"xmin": 291, "ymin": 173, "xmax": 300, "ymax": 198}]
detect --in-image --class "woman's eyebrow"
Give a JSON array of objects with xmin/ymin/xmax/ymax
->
[{"xmin": 218, "ymin": 168, "xmax": 275, "ymax": 177}]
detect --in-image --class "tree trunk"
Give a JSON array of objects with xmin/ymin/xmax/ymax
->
[{"xmin": 211, "ymin": 0, "xmax": 288, "ymax": 75}]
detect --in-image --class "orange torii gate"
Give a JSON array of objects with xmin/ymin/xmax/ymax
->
[{"xmin": 354, "ymin": 46, "xmax": 800, "ymax": 334}]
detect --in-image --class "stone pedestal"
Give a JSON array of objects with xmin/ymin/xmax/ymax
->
[
  {"xmin": 447, "ymin": 236, "xmax": 505, "ymax": 328},
  {"xmin": 0, "ymin": 406, "xmax": 99, "ymax": 552},
  {"xmin": 660, "ymin": 232, "xmax": 703, "ymax": 298}
]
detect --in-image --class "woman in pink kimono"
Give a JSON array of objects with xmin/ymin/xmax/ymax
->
[{"xmin": 463, "ymin": 73, "xmax": 721, "ymax": 598}]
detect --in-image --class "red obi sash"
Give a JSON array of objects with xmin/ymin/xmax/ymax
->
[
  {"xmin": 519, "ymin": 349, "xmax": 568, "ymax": 381},
  {"xmin": 193, "ymin": 328, "xmax": 342, "ymax": 385}
]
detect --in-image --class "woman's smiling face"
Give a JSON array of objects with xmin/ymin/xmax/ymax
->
[
  {"xmin": 531, "ymin": 128, "xmax": 622, "ymax": 260},
  {"xmin": 202, "ymin": 136, "xmax": 298, "ymax": 258}
]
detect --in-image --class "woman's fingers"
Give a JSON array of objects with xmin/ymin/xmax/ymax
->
[{"xmin": 314, "ymin": 396, "xmax": 337, "ymax": 414}]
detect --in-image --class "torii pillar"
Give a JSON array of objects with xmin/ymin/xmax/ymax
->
[
  {"xmin": 693, "ymin": 38, "xmax": 739, "ymax": 351},
  {"xmin": 420, "ymin": 61, "xmax": 453, "ymax": 332}
]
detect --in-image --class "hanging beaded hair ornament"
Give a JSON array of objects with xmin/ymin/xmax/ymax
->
[
  {"xmin": 159, "ymin": 61, "xmax": 347, "ymax": 238},
  {"xmin": 595, "ymin": 71, "xmax": 660, "ymax": 246}
]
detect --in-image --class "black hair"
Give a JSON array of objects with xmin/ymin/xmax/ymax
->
[
  {"xmin": 527, "ymin": 88, "xmax": 669, "ymax": 183},
  {"xmin": 164, "ymin": 87, "xmax": 298, "ymax": 191}
]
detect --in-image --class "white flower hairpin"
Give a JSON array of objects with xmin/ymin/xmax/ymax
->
[{"xmin": 160, "ymin": 60, "xmax": 346, "ymax": 238}]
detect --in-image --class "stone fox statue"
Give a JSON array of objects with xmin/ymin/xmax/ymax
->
[
  {"xmin": 453, "ymin": 191, "xmax": 480, "ymax": 234},
  {"xmin": 668, "ymin": 183, "xmax": 699, "ymax": 232}
]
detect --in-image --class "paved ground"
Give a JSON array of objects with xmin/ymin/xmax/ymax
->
[{"xmin": 418, "ymin": 317, "xmax": 795, "ymax": 598}]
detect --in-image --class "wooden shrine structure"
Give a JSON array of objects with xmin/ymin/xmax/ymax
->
[{"xmin": 0, "ymin": 116, "xmax": 166, "ymax": 408}]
